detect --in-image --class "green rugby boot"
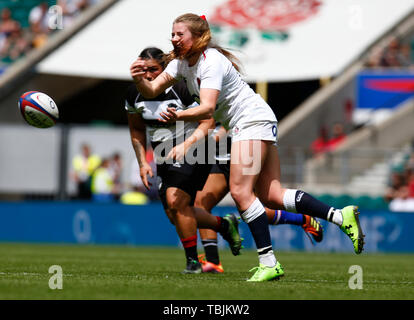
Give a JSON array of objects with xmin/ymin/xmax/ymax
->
[
  {"xmin": 181, "ymin": 258, "xmax": 202, "ymax": 274},
  {"xmin": 247, "ymin": 261, "xmax": 284, "ymax": 282},
  {"xmin": 340, "ymin": 205, "xmax": 365, "ymax": 254},
  {"xmin": 221, "ymin": 214, "xmax": 243, "ymax": 256}
]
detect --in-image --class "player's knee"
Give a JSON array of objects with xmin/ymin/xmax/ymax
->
[
  {"xmin": 230, "ymin": 186, "xmax": 251, "ymax": 206},
  {"xmin": 167, "ymin": 195, "xmax": 189, "ymax": 211}
]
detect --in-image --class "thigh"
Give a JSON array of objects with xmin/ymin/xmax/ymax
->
[
  {"xmin": 229, "ymin": 140, "xmax": 267, "ymax": 188},
  {"xmin": 255, "ymin": 144, "xmax": 285, "ymax": 208},
  {"xmin": 229, "ymin": 140, "xmax": 268, "ymax": 210}
]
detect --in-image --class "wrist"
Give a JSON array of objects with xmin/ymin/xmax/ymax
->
[
  {"xmin": 134, "ymin": 77, "xmax": 143, "ymax": 84},
  {"xmin": 138, "ymin": 159, "xmax": 148, "ymax": 167}
]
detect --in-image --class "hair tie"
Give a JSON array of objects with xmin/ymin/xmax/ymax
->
[{"xmin": 200, "ymin": 15, "xmax": 206, "ymax": 21}]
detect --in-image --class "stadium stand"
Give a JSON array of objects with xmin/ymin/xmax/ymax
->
[{"xmin": 0, "ymin": 0, "xmax": 102, "ymax": 68}]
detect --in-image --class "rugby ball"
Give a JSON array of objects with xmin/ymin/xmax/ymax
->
[{"xmin": 18, "ymin": 91, "xmax": 59, "ymax": 128}]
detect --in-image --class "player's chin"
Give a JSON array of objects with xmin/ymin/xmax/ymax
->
[{"xmin": 174, "ymin": 47, "xmax": 190, "ymax": 59}]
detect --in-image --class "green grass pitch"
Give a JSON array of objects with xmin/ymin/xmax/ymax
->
[{"xmin": 0, "ymin": 243, "xmax": 413, "ymax": 300}]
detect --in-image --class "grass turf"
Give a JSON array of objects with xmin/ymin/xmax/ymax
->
[{"xmin": 0, "ymin": 243, "xmax": 413, "ymax": 300}]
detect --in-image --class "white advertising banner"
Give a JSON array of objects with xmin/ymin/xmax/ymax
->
[{"xmin": 37, "ymin": 0, "xmax": 414, "ymax": 82}]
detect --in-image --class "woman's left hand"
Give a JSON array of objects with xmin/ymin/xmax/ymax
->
[{"xmin": 159, "ymin": 107, "xmax": 179, "ymax": 123}]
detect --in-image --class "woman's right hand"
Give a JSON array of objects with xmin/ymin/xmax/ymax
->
[
  {"xmin": 139, "ymin": 162, "xmax": 153, "ymax": 190},
  {"xmin": 130, "ymin": 58, "xmax": 146, "ymax": 83}
]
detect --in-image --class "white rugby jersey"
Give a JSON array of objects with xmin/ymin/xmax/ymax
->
[
  {"xmin": 125, "ymin": 81, "xmax": 198, "ymax": 143},
  {"xmin": 164, "ymin": 48, "xmax": 277, "ymax": 130}
]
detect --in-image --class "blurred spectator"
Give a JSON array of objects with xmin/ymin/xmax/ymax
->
[
  {"xmin": 311, "ymin": 122, "xmax": 347, "ymax": 155},
  {"xmin": 0, "ymin": 8, "xmax": 19, "ymax": 36},
  {"xmin": 311, "ymin": 125, "xmax": 329, "ymax": 155},
  {"xmin": 91, "ymin": 158, "xmax": 115, "ymax": 202},
  {"xmin": 58, "ymin": 0, "xmax": 94, "ymax": 27},
  {"xmin": 386, "ymin": 147, "xmax": 414, "ymax": 212},
  {"xmin": 71, "ymin": 143, "xmax": 101, "ymax": 199},
  {"xmin": 366, "ymin": 35, "xmax": 413, "ymax": 68},
  {"xmin": 109, "ymin": 152, "xmax": 123, "ymax": 199},
  {"xmin": 384, "ymin": 171, "xmax": 408, "ymax": 202},
  {"xmin": 29, "ymin": 2, "xmax": 51, "ymax": 35},
  {"xmin": 0, "ymin": 8, "xmax": 21, "ymax": 61},
  {"xmin": 327, "ymin": 122, "xmax": 346, "ymax": 150},
  {"xmin": 0, "ymin": 24, "xmax": 31, "ymax": 62},
  {"xmin": 380, "ymin": 36, "xmax": 411, "ymax": 67}
]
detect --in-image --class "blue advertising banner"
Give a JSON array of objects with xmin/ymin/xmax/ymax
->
[
  {"xmin": 357, "ymin": 70, "xmax": 414, "ymax": 110},
  {"xmin": 0, "ymin": 202, "xmax": 413, "ymax": 253}
]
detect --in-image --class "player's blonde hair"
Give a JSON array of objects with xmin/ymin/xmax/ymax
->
[{"xmin": 165, "ymin": 13, "xmax": 242, "ymax": 73}]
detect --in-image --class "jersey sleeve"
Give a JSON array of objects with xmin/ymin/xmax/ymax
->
[
  {"xmin": 172, "ymin": 81, "xmax": 195, "ymax": 107},
  {"xmin": 200, "ymin": 53, "xmax": 224, "ymax": 91},
  {"xmin": 124, "ymin": 84, "xmax": 139, "ymax": 114},
  {"xmin": 164, "ymin": 59, "xmax": 182, "ymax": 80}
]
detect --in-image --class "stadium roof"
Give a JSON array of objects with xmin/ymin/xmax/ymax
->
[{"xmin": 37, "ymin": 0, "xmax": 414, "ymax": 82}]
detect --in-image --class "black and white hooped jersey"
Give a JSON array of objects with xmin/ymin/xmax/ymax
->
[{"xmin": 125, "ymin": 81, "xmax": 199, "ymax": 143}]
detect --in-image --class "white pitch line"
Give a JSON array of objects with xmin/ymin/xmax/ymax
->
[{"xmin": 0, "ymin": 272, "xmax": 73, "ymax": 277}]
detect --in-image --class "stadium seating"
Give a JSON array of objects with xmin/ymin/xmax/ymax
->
[{"xmin": 1, "ymin": 0, "xmax": 56, "ymax": 28}]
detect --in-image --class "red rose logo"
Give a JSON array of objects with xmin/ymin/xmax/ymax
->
[{"xmin": 210, "ymin": 0, "xmax": 322, "ymax": 31}]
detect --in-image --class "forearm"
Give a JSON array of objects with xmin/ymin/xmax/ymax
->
[
  {"xmin": 185, "ymin": 119, "xmax": 215, "ymax": 148},
  {"xmin": 130, "ymin": 130, "xmax": 148, "ymax": 167},
  {"xmin": 177, "ymin": 104, "xmax": 215, "ymax": 121}
]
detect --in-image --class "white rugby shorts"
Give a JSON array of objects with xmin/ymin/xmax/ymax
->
[{"xmin": 231, "ymin": 120, "xmax": 278, "ymax": 146}]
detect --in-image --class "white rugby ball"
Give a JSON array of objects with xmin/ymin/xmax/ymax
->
[{"xmin": 18, "ymin": 91, "xmax": 59, "ymax": 128}]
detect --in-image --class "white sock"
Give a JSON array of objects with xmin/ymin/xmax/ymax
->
[
  {"xmin": 258, "ymin": 247, "xmax": 276, "ymax": 267},
  {"xmin": 240, "ymin": 197, "xmax": 265, "ymax": 223},
  {"xmin": 331, "ymin": 208, "xmax": 343, "ymax": 226},
  {"xmin": 282, "ymin": 189, "xmax": 298, "ymax": 213}
]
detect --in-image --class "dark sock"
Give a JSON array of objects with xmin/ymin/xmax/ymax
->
[
  {"xmin": 294, "ymin": 190, "xmax": 334, "ymax": 221},
  {"xmin": 247, "ymin": 212, "xmax": 272, "ymax": 252},
  {"xmin": 181, "ymin": 235, "xmax": 198, "ymax": 262},
  {"xmin": 201, "ymin": 239, "xmax": 220, "ymax": 265}
]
